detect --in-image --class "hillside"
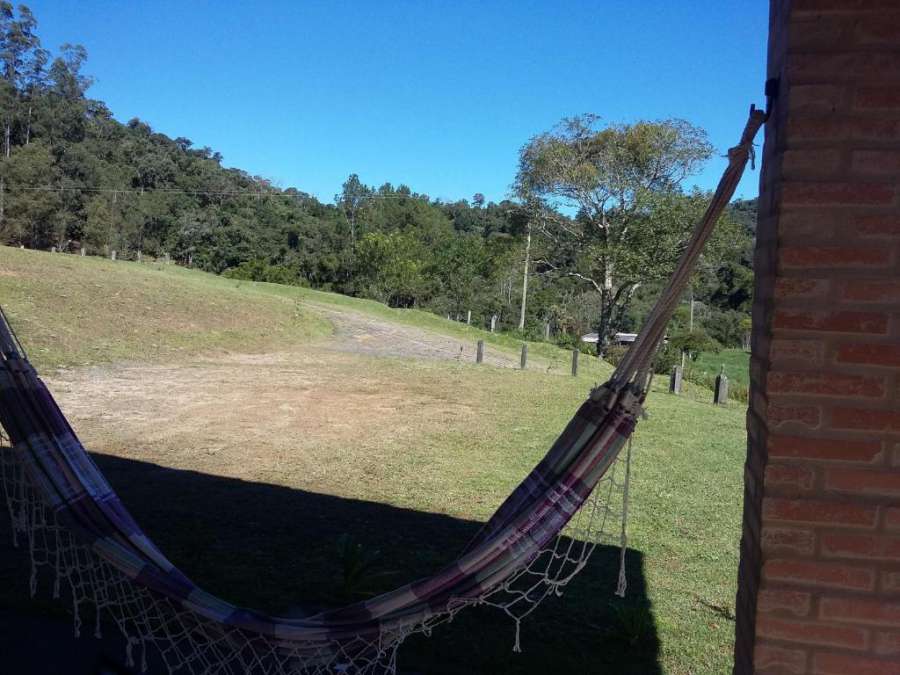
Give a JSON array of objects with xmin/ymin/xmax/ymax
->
[
  {"xmin": 0, "ymin": 4, "xmax": 756, "ymax": 353},
  {"xmin": 1, "ymin": 245, "xmax": 747, "ymax": 674}
]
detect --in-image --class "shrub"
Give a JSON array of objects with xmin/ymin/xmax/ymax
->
[
  {"xmin": 603, "ymin": 344, "xmax": 629, "ymax": 367},
  {"xmin": 668, "ymin": 328, "xmax": 721, "ymax": 363},
  {"xmin": 652, "ymin": 343, "xmax": 681, "ymax": 375},
  {"xmin": 223, "ymin": 259, "xmax": 301, "ymax": 286}
]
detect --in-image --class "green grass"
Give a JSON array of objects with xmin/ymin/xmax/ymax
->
[
  {"xmin": 0, "ymin": 246, "xmax": 331, "ymax": 370},
  {"xmin": 690, "ymin": 349, "xmax": 750, "ymax": 389},
  {"xmin": 0, "ymin": 245, "xmax": 747, "ymax": 674},
  {"xmin": 686, "ymin": 348, "xmax": 751, "ymax": 403}
]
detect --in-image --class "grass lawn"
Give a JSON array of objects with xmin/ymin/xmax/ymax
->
[
  {"xmin": 690, "ymin": 349, "xmax": 750, "ymax": 389},
  {"xmin": 0, "ymin": 246, "xmax": 747, "ymax": 674}
]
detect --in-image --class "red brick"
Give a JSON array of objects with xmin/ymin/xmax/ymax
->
[
  {"xmin": 856, "ymin": 215, "xmax": 900, "ymax": 238},
  {"xmin": 838, "ymin": 343, "xmax": 900, "ymax": 366},
  {"xmin": 782, "ymin": 148, "xmax": 843, "ymax": 175},
  {"xmin": 773, "ymin": 310, "xmax": 888, "ymax": 333},
  {"xmin": 790, "ymin": 116, "xmax": 900, "ymax": 142},
  {"xmin": 768, "ymin": 372, "xmax": 885, "ymax": 397},
  {"xmin": 888, "ymin": 508, "xmax": 900, "ymax": 531},
  {"xmin": 826, "ymin": 468, "xmax": 900, "ymax": 497},
  {"xmin": 777, "ymin": 208, "xmax": 840, "ymax": 239},
  {"xmin": 857, "ymin": 87, "xmax": 900, "ymax": 110},
  {"xmin": 781, "ymin": 246, "xmax": 890, "ymax": 268},
  {"xmin": 822, "ymin": 533, "xmax": 900, "ymax": 561},
  {"xmin": 764, "ymin": 559, "xmax": 875, "ymax": 591},
  {"xmin": 768, "ymin": 403, "xmax": 821, "ymax": 428},
  {"xmin": 883, "ymin": 571, "xmax": 900, "ymax": 592},
  {"xmin": 766, "ymin": 464, "xmax": 817, "ymax": 493},
  {"xmin": 854, "ymin": 19, "xmax": 900, "ymax": 46},
  {"xmin": 853, "ymin": 150, "xmax": 900, "ymax": 174},
  {"xmin": 756, "ymin": 616, "xmax": 868, "ymax": 650},
  {"xmin": 782, "ymin": 182, "xmax": 895, "ymax": 206},
  {"xmin": 788, "ymin": 52, "xmax": 900, "ymax": 83},
  {"xmin": 774, "ymin": 277, "xmax": 829, "ymax": 299},
  {"xmin": 770, "ymin": 339, "xmax": 825, "ymax": 364},
  {"xmin": 790, "ymin": 84, "xmax": 845, "ymax": 113},
  {"xmin": 788, "ymin": 116, "xmax": 848, "ymax": 140},
  {"xmin": 841, "ymin": 280, "xmax": 900, "ymax": 304},
  {"xmin": 875, "ymin": 630, "xmax": 900, "ymax": 656},
  {"xmin": 758, "ymin": 589, "xmax": 813, "ymax": 616},
  {"xmin": 764, "ymin": 497, "xmax": 878, "ymax": 528},
  {"xmin": 832, "ymin": 406, "xmax": 900, "ymax": 431},
  {"xmin": 820, "ymin": 597, "xmax": 900, "ymax": 627},
  {"xmin": 813, "ymin": 652, "xmax": 900, "ymax": 675},
  {"xmin": 854, "ymin": 117, "xmax": 900, "ymax": 140},
  {"xmin": 788, "ymin": 17, "xmax": 848, "ymax": 49},
  {"xmin": 755, "ymin": 644, "xmax": 806, "ymax": 673},
  {"xmin": 762, "ymin": 527, "xmax": 817, "ymax": 556},
  {"xmin": 768, "ymin": 435, "xmax": 883, "ymax": 463},
  {"xmin": 793, "ymin": 0, "xmax": 900, "ymax": 14}
]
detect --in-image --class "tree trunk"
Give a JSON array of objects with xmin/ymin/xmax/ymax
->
[
  {"xmin": 595, "ymin": 288, "xmax": 613, "ymax": 356},
  {"xmin": 518, "ymin": 224, "xmax": 531, "ymax": 331},
  {"xmin": 596, "ymin": 283, "xmax": 637, "ymax": 357}
]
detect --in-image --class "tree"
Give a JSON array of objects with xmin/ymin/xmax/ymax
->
[
  {"xmin": 515, "ymin": 115, "xmax": 714, "ymax": 353},
  {"xmin": 354, "ymin": 231, "xmax": 429, "ymax": 307},
  {"xmin": 336, "ymin": 173, "xmax": 370, "ymax": 243}
]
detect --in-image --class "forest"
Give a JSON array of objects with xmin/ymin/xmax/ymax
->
[{"xmin": 0, "ymin": 4, "xmax": 756, "ymax": 358}]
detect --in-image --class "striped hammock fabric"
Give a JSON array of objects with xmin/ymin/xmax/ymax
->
[{"xmin": 0, "ymin": 107, "xmax": 764, "ymax": 674}]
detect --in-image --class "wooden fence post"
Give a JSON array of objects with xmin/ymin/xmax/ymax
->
[
  {"xmin": 669, "ymin": 365, "xmax": 683, "ymax": 394},
  {"xmin": 476, "ymin": 340, "xmax": 484, "ymax": 364},
  {"xmin": 571, "ymin": 348, "xmax": 579, "ymax": 376},
  {"xmin": 714, "ymin": 367, "xmax": 728, "ymax": 405},
  {"xmin": 137, "ymin": 250, "xmax": 142, "ymax": 263},
  {"xmin": 545, "ymin": 322, "xmax": 550, "ymax": 340},
  {"xmin": 111, "ymin": 250, "xmax": 116, "ymax": 261},
  {"xmin": 466, "ymin": 310, "xmax": 471, "ymax": 325},
  {"xmin": 520, "ymin": 343, "xmax": 528, "ymax": 370},
  {"xmin": 490, "ymin": 315, "xmax": 497, "ymax": 333}
]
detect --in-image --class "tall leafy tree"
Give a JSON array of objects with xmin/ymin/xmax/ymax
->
[
  {"xmin": 336, "ymin": 173, "xmax": 370, "ymax": 243},
  {"xmin": 515, "ymin": 115, "xmax": 715, "ymax": 352}
]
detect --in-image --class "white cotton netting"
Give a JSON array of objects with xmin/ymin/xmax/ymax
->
[{"xmin": 0, "ymin": 426, "xmax": 631, "ymax": 674}]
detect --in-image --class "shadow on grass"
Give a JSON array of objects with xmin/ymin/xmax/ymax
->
[{"xmin": 0, "ymin": 453, "xmax": 662, "ymax": 674}]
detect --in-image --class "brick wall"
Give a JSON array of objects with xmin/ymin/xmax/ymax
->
[{"xmin": 735, "ymin": 1, "xmax": 900, "ymax": 673}]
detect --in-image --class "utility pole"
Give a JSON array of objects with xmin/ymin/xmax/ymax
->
[
  {"xmin": 518, "ymin": 220, "xmax": 532, "ymax": 331},
  {"xmin": 681, "ymin": 288, "xmax": 695, "ymax": 370}
]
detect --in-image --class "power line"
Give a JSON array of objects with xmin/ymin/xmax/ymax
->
[{"xmin": 1, "ymin": 185, "xmax": 482, "ymax": 203}]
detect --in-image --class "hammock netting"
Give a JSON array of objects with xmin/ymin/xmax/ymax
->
[{"xmin": 0, "ymin": 108, "xmax": 764, "ymax": 674}]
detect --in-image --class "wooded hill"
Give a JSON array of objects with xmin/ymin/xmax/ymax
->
[{"xmin": 0, "ymin": 4, "xmax": 756, "ymax": 353}]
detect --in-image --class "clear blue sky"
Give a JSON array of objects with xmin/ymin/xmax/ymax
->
[{"xmin": 27, "ymin": 1, "xmax": 768, "ymax": 204}]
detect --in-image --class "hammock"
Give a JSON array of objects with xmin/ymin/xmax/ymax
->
[{"xmin": 0, "ymin": 108, "xmax": 764, "ymax": 674}]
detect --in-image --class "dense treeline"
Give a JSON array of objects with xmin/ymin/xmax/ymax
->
[{"xmin": 0, "ymin": 4, "xmax": 756, "ymax": 354}]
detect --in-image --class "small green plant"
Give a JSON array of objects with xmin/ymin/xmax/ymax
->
[
  {"xmin": 333, "ymin": 534, "xmax": 396, "ymax": 601},
  {"xmin": 604, "ymin": 602, "xmax": 656, "ymax": 649}
]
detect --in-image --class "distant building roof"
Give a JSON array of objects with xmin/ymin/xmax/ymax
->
[{"xmin": 580, "ymin": 332, "xmax": 637, "ymax": 344}]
